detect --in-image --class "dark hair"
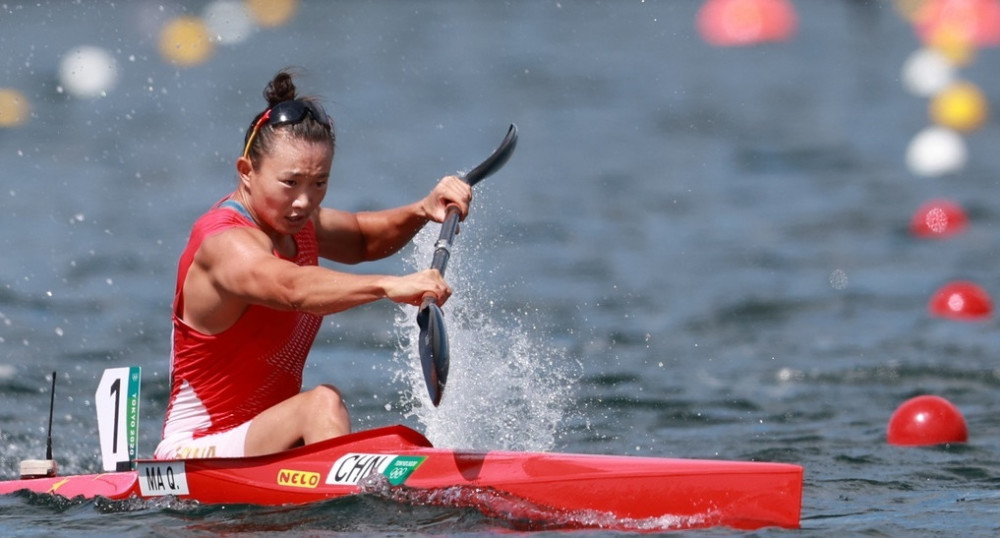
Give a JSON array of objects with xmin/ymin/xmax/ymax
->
[{"xmin": 242, "ymin": 69, "xmax": 335, "ymax": 163}]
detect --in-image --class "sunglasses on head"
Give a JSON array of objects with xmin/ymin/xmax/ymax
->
[{"xmin": 242, "ymin": 99, "xmax": 332, "ymax": 158}]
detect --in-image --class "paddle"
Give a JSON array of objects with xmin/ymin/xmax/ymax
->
[{"xmin": 416, "ymin": 123, "xmax": 518, "ymax": 406}]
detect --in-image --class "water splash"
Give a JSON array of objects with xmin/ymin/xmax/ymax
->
[{"xmin": 392, "ymin": 222, "xmax": 580, "ymax": 452}]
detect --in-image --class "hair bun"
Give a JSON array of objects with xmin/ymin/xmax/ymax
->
[{"xmin": 263, "ymin": 70, "xmax": 297, "ymax": 107}]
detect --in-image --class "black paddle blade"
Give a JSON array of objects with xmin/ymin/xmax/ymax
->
[
  {"xmin": 417, "ymin": 302, "xmax": 449, "ymax": 406},
  {"xmin": 462, "ymin": 123, "xmax": 518, "ymax": 186}
]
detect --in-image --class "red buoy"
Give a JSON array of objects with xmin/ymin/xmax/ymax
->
[
  {"xmin": 887, "ymin": 395, "xmax": 968, "ymax": 446},
  {"xmin": 928, "ymin": 281, "xmax": 993, "ymax": 320},
  {"xmin": 909, "ymin": 198, "xmax": 968, "ymax": 238},
  {"xmin": 914, "ymin": 0, "xmax": 1000, "ymax": 48},
  {"xmin": 696, "ymin": 0, "xmax": 797, "ymax": 47}
]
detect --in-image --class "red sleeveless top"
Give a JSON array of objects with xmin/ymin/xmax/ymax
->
[{"xmin": 161, "ymin": 200, "xmax": 322, "ymax": 439}]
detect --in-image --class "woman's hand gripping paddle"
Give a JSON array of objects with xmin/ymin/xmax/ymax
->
[{"xmin": 416, "ymin": 124, "xmax": 518, "ymax": 406}]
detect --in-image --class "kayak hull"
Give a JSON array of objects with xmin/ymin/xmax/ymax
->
[{"xmin": 0, "ymin": 425, "xmax": 802, "ymax": 530}]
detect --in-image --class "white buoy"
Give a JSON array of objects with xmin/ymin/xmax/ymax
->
[
  {"xmin": 902, "ymin": 48, "xmax": 955, "ymax": 97},
  {"xmin": 58, "ymin": 46, "xmax": 118, "ymax": 98},
  {"xmin": 203, "ymin": 0, "xmax": 256, "ymax": 45},
  {"xmin": 905, "ymin": 126, "xmax": 967, "ymax": 177}
]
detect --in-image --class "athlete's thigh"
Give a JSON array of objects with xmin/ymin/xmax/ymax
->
[{"xmin": 244, "ymin": 390, "xmax": 315, "ymax": 456}]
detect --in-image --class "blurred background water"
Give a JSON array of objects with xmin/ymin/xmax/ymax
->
[{"xmin": 1, "ymin": 0, "xmax": 1000, "ymax": 535}]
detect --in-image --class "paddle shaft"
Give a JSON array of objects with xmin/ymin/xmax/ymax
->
[
  {"xmin": 420, "ymin": 205, "xmax": 462, "ymax": 310},
  {"xmin": 419, "ymin": 124, "xmax": 517, "ymax": 307}
]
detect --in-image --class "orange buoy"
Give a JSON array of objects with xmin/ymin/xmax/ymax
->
[
  {"xmin": 928, "ymin": 281, "xmax": 993, "ymax": 320},
  {"xmin": 887, "ymin": 395, "xmax": 968, "ymax": 446},
  {"xmin": 0, "ymin": 88, "xmax": 30, "ymax": 127},
  {"xmin": 245, "ymin": 0, "xmax": 299, "ymax": 28},
  {"xmin": 909, "ymin": 198, "xmax": 968, "ymax": 238},
  {"xmin": 159, "ymin": 16, "xmax": 214, "ymax": 66}
]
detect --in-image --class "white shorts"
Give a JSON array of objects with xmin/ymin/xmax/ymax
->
[{"xmin": 153, "ymin": 420, "xmax": 252, "ymax": 460}]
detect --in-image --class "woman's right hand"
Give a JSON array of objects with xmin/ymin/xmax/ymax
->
[{"xmin": 383, "ymin": 269, "xmax": 452, "ymax": 306}]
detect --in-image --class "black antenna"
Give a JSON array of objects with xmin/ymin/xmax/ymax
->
[{"xmin": 46, "ymin": 370, "xmax": 56, "ymax": 461}]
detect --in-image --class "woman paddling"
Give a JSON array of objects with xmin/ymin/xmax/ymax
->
[{"xmin": 154, "ymin": 70, "xmax": 471, "ymax": 459}]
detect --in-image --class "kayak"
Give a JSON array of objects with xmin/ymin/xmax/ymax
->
[
  {"xmin": 1, "ymin": 368, "xmax": 803, "ymax": 530},
  {"xmin": 0, "ymin": 424, "xmax": 802, "ymax": 531}
]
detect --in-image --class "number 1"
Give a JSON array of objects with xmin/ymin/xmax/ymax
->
[{"xmin": 110, "ymin": 378, "xmax": 121, "ymax": 453}]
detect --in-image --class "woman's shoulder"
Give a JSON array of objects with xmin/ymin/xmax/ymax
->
[{"xmin": 192, "ymin": 201, "xmax": 254, "ymax": 233}]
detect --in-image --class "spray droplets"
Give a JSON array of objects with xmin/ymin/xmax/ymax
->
[{"xmin": 394, "ymin": 225, "xmax": 580, "ymax": 452}]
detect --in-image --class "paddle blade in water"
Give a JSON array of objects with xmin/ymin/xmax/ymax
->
[{"xmin": 417, "ymin": 303, "xmax": 449, "ymax": 406}]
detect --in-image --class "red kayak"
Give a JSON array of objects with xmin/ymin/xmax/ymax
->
[{"xmin": 0, "ymin": 424, "xmax": 802, "ymax": 531}]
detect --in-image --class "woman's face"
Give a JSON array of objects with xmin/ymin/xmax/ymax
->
[{"xmin": 241, "ymin": 132, "xmax": 333, "ymax": 237}]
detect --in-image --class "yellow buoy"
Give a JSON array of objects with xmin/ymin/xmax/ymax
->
[
  {"xmin": 930, "ymin": 81, "xmax": 989, "ymax": 133},
  {"xmin": 245, "ymin": 0, "xmax": 298, "ymax": 28},
  {"xmin": 159, "ymin": 16, "xmax": 215, "ymax": 66},
  {"xmin": 0, "ymin": 88, "xmax": 30, "ymax": 128}
]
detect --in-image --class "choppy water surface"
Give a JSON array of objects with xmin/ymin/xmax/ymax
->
[{"xmin": 2, "ymin": 1, "xmax": 1000, "ymax": 535}]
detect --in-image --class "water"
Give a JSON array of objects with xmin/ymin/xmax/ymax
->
[{"xmin": 2, "ymin": 0, "xmax": 1000, "ymax": 535}]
